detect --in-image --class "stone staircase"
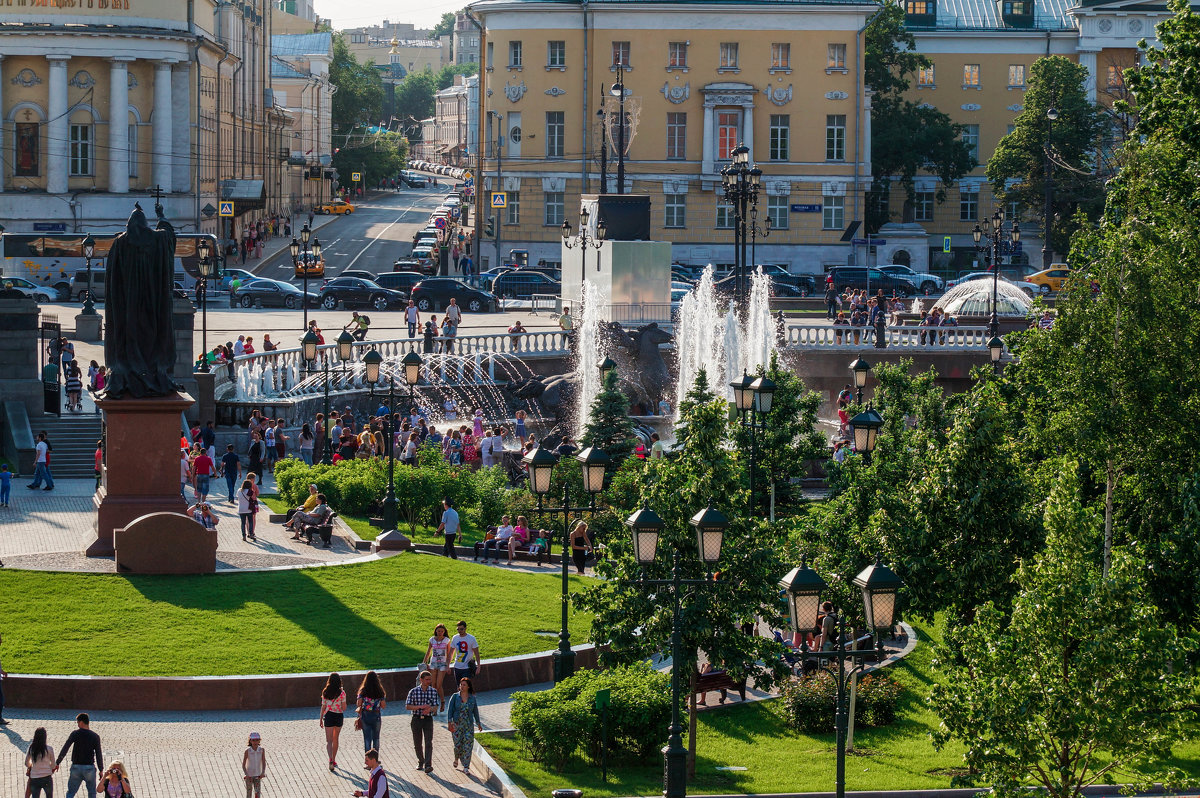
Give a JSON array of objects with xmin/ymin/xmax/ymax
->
[{"xmin": 33, "ymin": 413, "xmax": 103, "ymax": 479}]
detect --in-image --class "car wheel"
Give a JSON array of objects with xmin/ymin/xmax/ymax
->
[
  {"xmin": 467, "ymin": 299, "xmax": 483, "ymax": 312},
  {"xmin": 240, "ymin": 295, "xmax": 254, "ymax": 308},
  {"xmin": 373, "ymin": 295, "xmax": 390, "ymax": 311},
  {"xmin": 920, "ymin": 281, "xmax": 937, "ymax": 293},
  {"xmin": 284, "ymin": 296, "xmax": 297, "ymax": 309},
  {"xmin": 1024, "ymin": 288, "xmax": 1036, "ymax": 299},
  {"xmin": 417, "ymin": 297, "xmax": 432, "ymax": 312},
  {"xmin": 322, "ymin": 295, "xmax": 339, "ymax": 310}
]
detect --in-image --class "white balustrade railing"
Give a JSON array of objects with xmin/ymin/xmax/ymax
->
[{"xmin": 786, "ymin": 324, "xmax": 999, "ymax": 349}]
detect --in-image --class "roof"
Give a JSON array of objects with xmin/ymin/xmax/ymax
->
[
  {"xmin": 271, "ymin": 32, "xmax": 332, "ymax": 56},
  {"xmin": 905, "ymin": 0, "xmax": 1076, "ymax": 30},
  {"xmin": 271, "ymin": 58, "xmax": 309, "ymax": 80}
]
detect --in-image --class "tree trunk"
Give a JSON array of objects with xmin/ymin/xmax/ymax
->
[
  {"xmin": 687, "ymin": 669, "xmax": 698, "ymax": 777},
  {"xmin": 1104, "ymin": 460, "xmax": 1114, "ymax": 577}
]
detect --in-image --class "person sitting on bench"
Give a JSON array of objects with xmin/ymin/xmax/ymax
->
[
  {"xmin": 292, "ymin": 493, "xmax": 333, "ymax": 546},
  {"xmin": 475, "ymin": 516, "xmax": 515, "ymax": 562},
  {"xmin": 283, "ymin": 484, "xmax": 320, "ymax": 530}
]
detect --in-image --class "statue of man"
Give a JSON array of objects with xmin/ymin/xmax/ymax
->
[{"xmin": 103, "ymin": 202, "xmax": 180, "ymax": 398}]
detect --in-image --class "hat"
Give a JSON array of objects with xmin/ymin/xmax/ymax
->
[{"xmin": 249, "ymin": 732, "xmax": 261, "ymax": 740}]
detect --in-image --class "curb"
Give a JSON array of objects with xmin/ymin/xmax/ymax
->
[{"xmin": 470, "ymin": 731, "xmax": 530, "ymax": 798}]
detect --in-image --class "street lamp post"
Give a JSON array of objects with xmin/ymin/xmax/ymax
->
[
  {"xmin": 561, "ymin": 207, "xmax": 608, "ymax": 289},
  {"xmin": 303, "ymin": 329, "xmax": 355, "ymax": 465},
  {"xmin": 197, "ymin": 238, "xmax": 213, "ymax": 373},
  {"xmin": 364, "ymin": 348, "xmax": 424, "ymax": 538},
  {"xmin": 749, "ymin": 205, "xmax": 772, "ymax": 274},
  {"xmin": 780, "ymin": 557, "xmax": 904, "ymax": 798},
  {"xmin": 627, "ymin": 502, "xmax": 728, "ymax": 798},
  {"xmin": 80, "ymin": 234, "xmax": 98, "ymax": 316},
  {"xmin": 720, "ymin": 145, "xmax": 763, "ymax": 307},
  {"xmin": 611, "ymin": 65, "xmax": 627, "ymax": 195},
  {"xmin": 524, "ymin": 444, "xmax": 612, "ymax": 683},
  {"xmin": 988, "ymin": 335, "xmax": 1005, "ymax": 376},
  {"xmin": 849, "ymin": 357, "xmax": 872, "ymax": 406},
  {"xmin": 730, "ymin": 371, "xmax": 776, "ymax": 516},
  {"xmin": 1043, "ymin": 105, "xmax": 1058, "ymax": 268},
  {"xmin": 293, "ymin": 223, "xmax": 321, "ymax": 332},
  {"xmin": 971, "ymin": 209, "xmax": 1020, "ymax": 337}
]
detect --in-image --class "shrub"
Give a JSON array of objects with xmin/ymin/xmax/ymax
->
[
  {"xmin": 780, "ymin": 669, "xmax": 903, "ymax": 734},
  {"xmin": 509, "ymin": 689, "xmax": 591, "ymax": 771}
]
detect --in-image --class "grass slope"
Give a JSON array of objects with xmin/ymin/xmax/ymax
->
[{"xmin": 0, "ymin": 555, "xmax": 588, "ymax": 676}]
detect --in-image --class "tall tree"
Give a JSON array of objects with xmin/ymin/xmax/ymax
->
[
  {"xmin": 865, "ymin": 2, "xmax": 976, "ymax": 231},
  {"xmin": 930, "ymin": 465, "xmax": 1197, "ymax": 798},
  {"xmin": 393, "ymin": 71, "xmax": 439, "ymax": 129},
  {"xmin": 986, "ymin": 55, "xmax": 1107, "ymax": 260},
  {"xmin": 436, "ymin": 62, "xmax": 479, "ymax": 90},
  {"xmin": 580, "ymin": 368, "xmax": 636, "ymax": 464},
  {"xmin": 430, "ymin": 11, "xmax": 456, "ymax": 40},
  {"xmin": 330, "ymin": 33, "xmax": 384, "ymax": 145}
]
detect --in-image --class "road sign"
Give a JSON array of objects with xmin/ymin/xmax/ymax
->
[
  {"xmin": 433, "ymin": 217, "xmax": 447, "ymax": 229},
  {"xmin": 790, "ymin": 204, "xmax": 822, "ymax": 213},
  {"xmin": 595, "ymin": 688, "xmax": 611, "ymax": 709},
  {"xmin": 218, "ymin": 201, "xmax": 234, "ymax": 217},
  {"xmin": 851, "ymin": 238, "xmax": 885, "ymax": 246},
  {"xmin": 490, "ymin": 191, "xmax": 507, "ymax": 209},
  {"xmin": 351, "ymin": 172, "xmax": 362, "ymax": 182},
  {"xmin": 450, "ymin": 207, "xmax": 460, "ymax": 219},
  {"xmin": 32, "ymin": 222, "xmax": 67, "ymax": 233},
  {"xmin": 463, "ymin": 171, "xmax": 473, "ymax": 180},
  {"xmin": 943, "ymin": 236, "xmax": 952, "ymax": 253}
]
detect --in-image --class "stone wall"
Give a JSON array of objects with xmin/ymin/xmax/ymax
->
[{"xmin": 0, "ymin": 294, "xmax": 44, "ymax": 416}]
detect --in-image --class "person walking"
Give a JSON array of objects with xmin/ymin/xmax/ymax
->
[
  {"xmin": 319, "ymin": 672, "xmax": 347, "ymax": 772},
  {"xmin": 193, "ymin": 446, "xmax": 214, "ymax": 502},
  {"xmin": 405, "ymin": 300, "xmax": 420, "ymax": 339},
  {"xmin": 242, "ymin": 732, "xmax": 267, "ymax": 798},
  {"xmin": 437, "ymin": 498, "xmax": 460, "ymax": 559},
  {"xmin": 422, "ymin": 624, "xmax": 451, "ymax": 711},
  {"xmin": 824, "ymin": 282, "xmax": 840, "ymax": 320},
  {"xmin": 570, "ymin": 520, "xmax": 593, "ymax": 574},
  {"xmin": 355, "ymin": 671, "xmax": 387, "ymax": 754},
  {"xmin": 27, "ymin": 432, "xmax": 53, "ymax": 491},
  {"xmin": 446, "ymin": 677, "xmax": 483, "ymax": 770},
  {"xmin": 405, "ymin": 671, "xmax": 439, "ymax": 773},
  {"xmin": 298, "ymin": 423, "xmax": 315, "ymax": 466},
  {"xmin": 448, "ymin": 620, "xmax": 481, "ymax": 686},
  {"xmin": 445, "ymin": 298, "xmax": 462, "ymax": 335},
  {"xmin": 25, "ymin": 727, "xmax": 55, "ymax": 798},
  {"xmin": 237, "ymin": 479, "xmax": 258, "ymax": 541},
  {"xmin": 220, "ymin": 444, "xmax": 241, "ymax": 504},
  {"xmin": 0, "ymin": 463, "xmax": 12, "ymax": 507},
  {"xmin": 352, "ymin": 749, "xmax": 389, "ymax": 798},
  {"xmin": 247, "ymin": 431, "xmax": 267, "ymax": 486},
  {"xmin": 56, "ymin": 712, "xmax": 103, "ymax": 798}
]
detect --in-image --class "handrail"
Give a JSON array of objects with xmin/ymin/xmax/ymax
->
[{"xmin": 785, "ymin": 324, "xmax": 1001, "ymax": 350}]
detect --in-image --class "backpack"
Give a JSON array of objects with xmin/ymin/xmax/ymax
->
[{"xmin": 359, "ymin": 314, "xmax": 371, "ymax": 326}]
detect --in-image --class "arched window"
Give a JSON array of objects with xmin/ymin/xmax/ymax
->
[{"xmin": 893, "ymin": 249, "xmax": 911, "ymax": 267}]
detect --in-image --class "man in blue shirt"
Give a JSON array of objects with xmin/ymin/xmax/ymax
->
[{"xmin": 437, "ymin": 497, "xmax": 460, "ymax": 559}]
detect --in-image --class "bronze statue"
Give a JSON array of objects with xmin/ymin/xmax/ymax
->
[{"xmin": 103, "ymin": 203, "xmax": 180, "ymax": 398}]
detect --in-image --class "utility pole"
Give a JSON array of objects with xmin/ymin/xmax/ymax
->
[{"xmin": 492, "ymin": 111, "xmax": 504, "ymax": 269}]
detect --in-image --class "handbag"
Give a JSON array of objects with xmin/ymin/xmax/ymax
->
[{"xmin": 354, "ymin": 717, "xmax": 363, "ymax": 731}]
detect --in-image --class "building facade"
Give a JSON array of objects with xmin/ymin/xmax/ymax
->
[
  {"xmin": 432, "ymin": 74, "xmax": 480, "ymax": 166},
  {"xmin": 271, "ymin": 32, "xmax": 335, "ymax": 212},
  {"xmin": 469, "ymin": 0, "xmax": 878, "ymax": 274},
  {"xmin": 454, "ymin": 12, "xmax": 482, "ymax": 65}
]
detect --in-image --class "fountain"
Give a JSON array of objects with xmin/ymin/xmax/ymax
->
[
  {"xmin": 937, "ymin": 277, "xmax": 1034, "ymax": 318},
  {"xmin": 575, "ymin": 280, "xmax": 607, "ymax": 438}
]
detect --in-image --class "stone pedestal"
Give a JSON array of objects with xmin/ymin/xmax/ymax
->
[
  {"xmin": 75, "ymin": 312, "xmax": 102, "ymax": 342},
  {"xmin": 375, "ymin": 529, "xmax": 413, "ymax": 551},
  {"xmin": 115, "ymin": 511, "xmax": 217, "ymax": 574},
  {"xmin": 0, "ymin": 293, "xmax": 44, "ymax": 416},
  {"xmin": 90, "ymin": 391, "xmax": 194, "ymax": 557}
]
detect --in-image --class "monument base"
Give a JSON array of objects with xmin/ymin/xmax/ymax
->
[
  {"xmin": 375, "ymin": 529, "xmax": 413, "ymax": 551},
  {"xmin": 116, "ymin": 511, "xmax": 217, "ymax": 574},
  {"xmin": 74, "ymin": 312, "xmax": 102, "ymax": 342},
  {"xmin": 90, "ymin": 391, "xmax": 195, "ymax": 557}
]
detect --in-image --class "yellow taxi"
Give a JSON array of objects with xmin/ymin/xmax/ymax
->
[
  {"xmin": 294, "ymin": 254, "xmax": 326, "ymax": 278},
  {"xmin": 1025, "ymin": 266, "xmax": 1073, "ymax": 293},
  {"xmin": 317, "ymin": 199, "xmax": 355, "ymax": 215}
]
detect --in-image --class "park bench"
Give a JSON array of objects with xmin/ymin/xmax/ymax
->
[
  {"xmin": 694, "ymin": 668, "xmax": 747, "ymax": 705},
  {"xmin": 299, "ymin": 511, "xmax": 338, "ymax": 548},
  {"xmin": 472, "ymin": 526, "xmax": 555, "ymax": 565}
]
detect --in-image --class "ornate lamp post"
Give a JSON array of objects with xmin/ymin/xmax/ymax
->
[
  {"xmin": 849, "ymin": 357, "xmax": 872, "ymax": 405},
  {"xmin": 294, "ymin": 223, "xmax": 321, "ymax": 332},
  {"xmin": 196, "ymin": 237, "xmax": 213, "ymax": 373},
  {"xmin": 627, "ymin": 502, "xmax": 728, "ymax": 798},
  {"xmin": 780, "ymin": 556, "xmax": 904, "ymax": 798},
  {"xmin": 364, "ymin": 348, "xmax": 423, "ymax": 541},
  {"xmin": 749, "ymin": 205, "xmax": 772, "ymax": 274},
  {"xmin": 720, "ymin": 145, "xmax": 764, "ymax": 306},
  {"xmin": 561, "ymin": 206, "xmax": 607, "ymax": 287},
  {"xmin": 1043, "ymin": 105, "xmax": 1058, "ymax": 268},
  {"xmin": 972, "ymin": 209, "xmax": 1020, "ymax": 337},
  {"xmin": 611, "ymin": 65, "xmax": 627, "ymax": 195},
  {"xmin": 303, "ymin": 329, "xmax": 356, "ymax": 465},
  {"xmin": 988, "ymin": 335, "xmax": 1005, "ymax": 375},
  {"xmin": 730, "ymin": 371, "xmax": 775, "ymax": 516},
  {"xmin": 80, "ymin": 233, "xmax": 98, "ymax": 316},
  {"xmin": 848, "ymin": 406, "xmax": 883, "ymax": 465}
]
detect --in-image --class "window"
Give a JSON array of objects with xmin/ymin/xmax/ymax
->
[
  {"xmin": 612, "ymin": 41, "xmax": 630, "ymax": 68},
  {"xmin": 826, "ymin": 115, "xmax": 846, "ymax": 162},
  {"xmin": 544, "ymin": 192, "xmax": 564, "ymax": 226},
  {"xmin": 1002, "ymin": 0, "xmax": 1032, "ymax": 14},
  {"xmin": 960, "ymin": 185, "xmax": 979, "ymax": 221},
  {"xmin": 1008, "ymin": 64, "xmax": 1025, "ymax": 87},
  {"xmin": 906, "ymin": 0, "xmax": 934, "ymax": 13},
  {"xmin": 914, "ymin": 191, "xmax": 934, "ymax": 222},
  {"xmin": 666, "ymin": 112, "xmax": 687, "ymax": 160},
  {"xmin": 487, "ymin": 41, "xmax": 494, "ymax": 70},
  {"xmin": 508, "ymin": 41, "xmax": 522, "ymax": 68},
  {"xmin": 506, "ymin": 191, "xmax": 520, "ymax": 225},
  {"xmin": 664, "ymin": 194, "xmax": 686, "ymax": 228},
  {"xmin": 961, "ymin": 124, "xmax": 980, "ymax": 160},
  {"xmin": 547, "ymin": 41, "xmax": 566, "ymax": 68},
  {"xmin": 720, "ymin": 42, "xmax": 739, "ymax": 70},
  {"xmin": 668, "ymin": 41, "xmax": 688, "ymax": 69},
  {"xmin": 918, "ymin": 65, "xmax": 935, "ymax": 86},
  {"xmin": 771, "ymin": 43, "xmax": 791, "ymax": 70},
  {"xmin": 69, "ymin": 124, "xmax": 91, "ymax": 176},
  {"xmin": 827, "ymin": 43, "xmax": 846, "ymax": 71},
  {"xmin": 1107, "ymin": 65, "xmax": 1123, "ymax": 88},
  {"xmin": 823, "ymin": 195, "xmax": 844, "ymax": 230},
  {"xmin": 1007, "ymin": 198, "xmax": 1021, "ymax": 221},
  {"xmin": 767, "ymin": 195, "xmax": 789, "ymax": 230},
  {"xmin": 769, "ymin": 114, "xmax": 790, "ymax": 161},
  {"xmin": 963, "ymin": 64, "xmax": 980, "ymax": 87},
  {"xmin": 546, "ymin": 111, "xmax": 565, "ymax": 158},
  {"xmin": 717, "ymin": 110, "xmax": 740, "ymax": 160},
  {"xmin": 716, "ymin": 203, "xmax": 734, "ymax": 229}
]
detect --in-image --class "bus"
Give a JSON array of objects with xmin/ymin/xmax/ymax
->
[{"xmin": 0, "ymin": 231, "xmax": 220, "ymax": 302}]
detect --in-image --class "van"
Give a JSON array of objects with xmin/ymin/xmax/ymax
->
[{"xmin": 71, "ymin": 268, "xmax": 106, "ymax": 302}]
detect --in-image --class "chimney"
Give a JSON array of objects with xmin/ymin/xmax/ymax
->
[{"xmin": 454, "ymin": 74, "xmax": 465, "ymax": 86}]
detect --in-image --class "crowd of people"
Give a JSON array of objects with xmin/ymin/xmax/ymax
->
[{"xmin": 231, "ymin": 214, "xmax": 293, "ymax": 265}]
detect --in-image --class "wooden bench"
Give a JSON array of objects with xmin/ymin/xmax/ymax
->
[
  {"xmin": 694, "ymin": 669, "xmax": 747, "ymax": 705},
  {"xmin": 298, "ymin": 512, "xmax": 338, "ymax": 548}
]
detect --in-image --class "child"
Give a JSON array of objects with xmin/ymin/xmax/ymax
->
[
  {"xmin": 514, "ymin": 410, "xmax": 527, "ymax": 446},
  {"xmin": 528, "ymin": 533, "xmax": 548, "ymax": 565},
  {"xmin": 472, "ymin": 409, "xmax": 484, "ymax": 438},
  {"xmin": 0, "ymin": 463, "xmax": 11, "ymax": 507},
  {"xmin": 242, "ymin": 732, "xmax": 266, "ymax": 798}
]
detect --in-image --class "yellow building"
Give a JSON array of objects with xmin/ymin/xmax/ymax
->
[{"xmin": 469, "ymin": 0, "xmax": 880, "ymax": 274}]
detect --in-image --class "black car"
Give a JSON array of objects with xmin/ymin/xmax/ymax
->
[
  {"xmin": 826, "ymin": 267, "xmax": 915, "ymax": 296},
  {"xmin": 317, "ymin": 277, "xmax": 405, "ymax": 310},
  {"xmin": 372, "ymin": 271, "xmax": 425, "ymax": 299},
  {"xmin": 713, "ymin": 273, "xmax": 808, "ymax": 298},
  {"xmin": 232, "ymin": 278, "xmax": 318, "ymax": 309},
  {"xmin": 410, "ymin": 278, "xmax": 498, "ymax": 313},
  {"xmin": 491, "ymin": 270, "xmax": 562, "ymax": 300}
]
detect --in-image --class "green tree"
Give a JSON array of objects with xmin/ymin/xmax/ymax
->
[
  {"xmin": 436, "ymin": 62, "xmax": 479, "ymax": 90},
  {"xmin": 986, "ymin": 55, "xmax": 1107, "ymax": 260},
  {"xmin": 393, "ymin": 70, "xmax": 439, "ymax": 127},
  {"xmin": 930, "ymin": 465, "xmax": 1197, "ymax": 798},
  {"xmin": 331, "ymin": 130, "xmax": 408, "ymax": 193},
  {"xmin": 330, "ymin": 33, "xmax": 384, "ymax": 144},
  {"xmin": 430, "ymin": 11, "xmax": 456, "ymax": 40},
  {"xmin": 865, "ymin": 3, "xmax": 976, "ymax": 231},
  {"xmin": 580, "ymin": 368, "xmax": 636, "ymax": 464}
]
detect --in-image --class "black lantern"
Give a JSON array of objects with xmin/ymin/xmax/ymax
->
[
  {"xmin": 689, "ymin": 504, "xmax": 728, "ymax": 564},
  {"xmin": 850, "ymin": 358, "xmax": 872, "ymax": 390},
  {"xmin": 576, "ymin": 446, "xmax": 610, "ymax": 494},
  {"xmin": 852, "ymin": 556, "xmax": 904, "ymax": 633},
  {"xmin": 599, "ymin": 356, "xmax": 617, "ymax": 381},
  {"xmin": 336, "ymin": 330, "xmax": 355, "ymax": 362},
  {"xmin": 289, "ymin": 238, "xmax": 300, "ymax": 259},
  {"xmin": 849, "ymin": 406, "xmax": 883, "ymax": 457},
  {"xmin": 363, "ymin": 348, "xmax": 383, "ymax": 384},
  {"xmin": 731, "ymin": 371, "xmax": 755, "ymax": 413},
  {"xmin": 626, "ymin": 503, "xmax": 665, "ymax": 565},
  {"xmin": 313, "ymin": 238, "xmax": 322, "ymax": 260},
  {"xmin": 596, "ymin": 218, "xmax": 608, "ymax": 241},
  {"xmin": 402, "ymin": 350, "xmax": 423, "ymax": 386},
  {"xmin": 300, "ymin": 223, "xmax": 311, "ymax": 245},
  {"xmin": 83, "ymin": 233, "xmax": 96, "ymax": 260},
  {"xmin": 780, "ymin": 557, "xmax": 828, "ymax": 634},
  {"xmin": 750, "ymin": 375, "xmax": 775, "ymax": 414},
  {"xmin": 988, "ymin": 335, "xmax": 1004, "ymax": 364},
  {"xmin": 523, "ymin": 446, "xmax": 559, "ymax": 496},
  {"xmin": 302, "ymin": 329, "xmax": 320, "ymax": 362}
]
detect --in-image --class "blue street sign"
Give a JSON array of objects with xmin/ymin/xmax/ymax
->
[
  {"xmin": 943, "ymin": 236, "xmax": 952, "ymax": 253},
  {"xmin": 790, "ymin": 204, "xmax": 822, "ymax": 213},
  {"xmin": 851, "ymin": 238, "xmax": 886, "ymax": 245},
  {"xmin": 33, "ymin": 222, "xmax": 67, "ymax": 233}
]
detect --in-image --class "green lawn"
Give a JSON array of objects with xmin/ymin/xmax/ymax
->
[
  {"xmin": 480, "ymin": 617, "xmax": 1200, "ymax": 796},
  {"xmin": 261, "ymin": 495, "xmax": 482, "ymax": 544},
  {"xmin": 0, "ymin": 555, "xmax": 589, "ymax": 676}
]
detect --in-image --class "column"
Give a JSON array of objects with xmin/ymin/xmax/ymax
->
[
  {"xmin": 862, "ymin": 89, "xmax": 874, "ymax": 168},
  {"xmin": 153, "ymin": 60, "xmax": 175, "ymax": 191},
  {"xmin": 171, "ymin": 63, "xmax": 191, "ymax": 192},
  {"xmin": 1079, "ymin": 50, "xmax": 1098, "ymax": 103},
  {"xmin": 701, "ymin": 103, "xmax": 715, "ymax": 174},
  {"xmin": 0, "ymin": 55, "xmax": 5, "ymax": 193},
  {"xmin": 47, "ymin": 55, "xmax": 71, "ymax": 196},
  {"xmin": 108, "ymin": 58, "xmax": 131, "ymax": 194},
  {"xmin": 742, "ymin": 102, "xmax": 754, "ymax": 162}
]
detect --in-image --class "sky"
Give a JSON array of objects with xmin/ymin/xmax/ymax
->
[{"xmin": 312, "ymin": 0, "xmax": 457, "ymax": 31}]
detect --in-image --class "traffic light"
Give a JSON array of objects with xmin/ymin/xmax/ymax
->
[{"xmin": 485, "ymin": 217, "xmax": 496, "ymax": 238}]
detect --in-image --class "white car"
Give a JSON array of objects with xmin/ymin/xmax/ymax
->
[
  {"xmin": 946, "ymin": 272, "xmax": 1041, "ymax": 297},
  {"xmin": 880, "ymin": 264, "xmax": 944, "ymax": 292},
  {"xmin": 1, "ymin": 276, "xmax": 56, "ymax": 302}
]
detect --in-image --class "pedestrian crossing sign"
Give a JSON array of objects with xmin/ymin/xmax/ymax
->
[
  {"xmin": 218, "ymin": 201, "xmax": 234, "ymax": 217},
  {"xmin": 352, "ymin": 172, "xmax": 362, "ymax": 182},
  {"xmin": 490, "ymin": 192, "xmax": 507, "ymax": 209}
]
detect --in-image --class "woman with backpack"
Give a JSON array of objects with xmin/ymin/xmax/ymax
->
[{"xmin": 247, "ymin": 431, "xmax": 267, "ymax": 485}]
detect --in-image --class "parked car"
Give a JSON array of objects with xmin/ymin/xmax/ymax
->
[
  {"xmin": 477, "ymin": 267, "xmax": 512, "ymax": 292},
  {"xmin": 713, "ymin": 272, "xmax": 811, "ymax": 299},
  {"xmin": 1024, "ymin": 267, "xmax": 1073, "ymax": 293},
  {"xmin": 294, "ymin": 253, "xmax": 325, "ymax": 279},
  {"xmin": 232, "ymin": 278, "xmax": 318, "ymax": 309},
  {"xmin": 393, "ymin": 256, "xmax": 434, "ymax": 274},
  {"xmin": 70, "ymin": 268, "xmax": 106, "ymax": 302},
  {"xmin": 401, "ymin": 172, "xmax": 427, "ymax": 188},
  {"xmin": 758, "ymin": 264, "xmax": 817, "ymax": 295},
  {"xmin": 491, "ymin": 270, "xmax": 562, "ymax": 300},
  {"xmin": 217, "ymin": 268, "xmax": 256, "ymax": 292},
  {"xmin": 946, "ymin": 271, "xmax": 1041, "ymax": 297},
  {"xmin": 316, "ymin": 199, "xmax": 355, "ymax": 215},
  {"xmin": 410, "ymin": 278, "xmax": 498, "ymax": 313},
  {"xmin": 337, "ymin": 270, "xmax": 381, "ymax": 282},
  {"xmin": 826, "ymin": 267, "xmax": 916, "ymax": 296},
  {"xmin": 2, "ymin": 276, "xmax": 56, "ymax": 302},
  {"xmin": 317, "ymin": 277, "xmax": 405, "ymax": 310},
  {"xmin": 879, "ymin": 263, "xmax": 944, "ymax": 293},
  {"xmin": 372, "ymin": 271, "xmax": 426, "ymax": 298},
  {"xmin": 411, "ymin": 244, "xmax": 437, "ymax": 265}
]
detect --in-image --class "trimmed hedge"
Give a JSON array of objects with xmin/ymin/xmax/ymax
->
[
  {"xmin": 780, "ymin": 669, "xmax": 903, "ymax": 734},
  {"xmin": 510, "ymin": 664, "xmax": 671, "ymax": 771}
]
